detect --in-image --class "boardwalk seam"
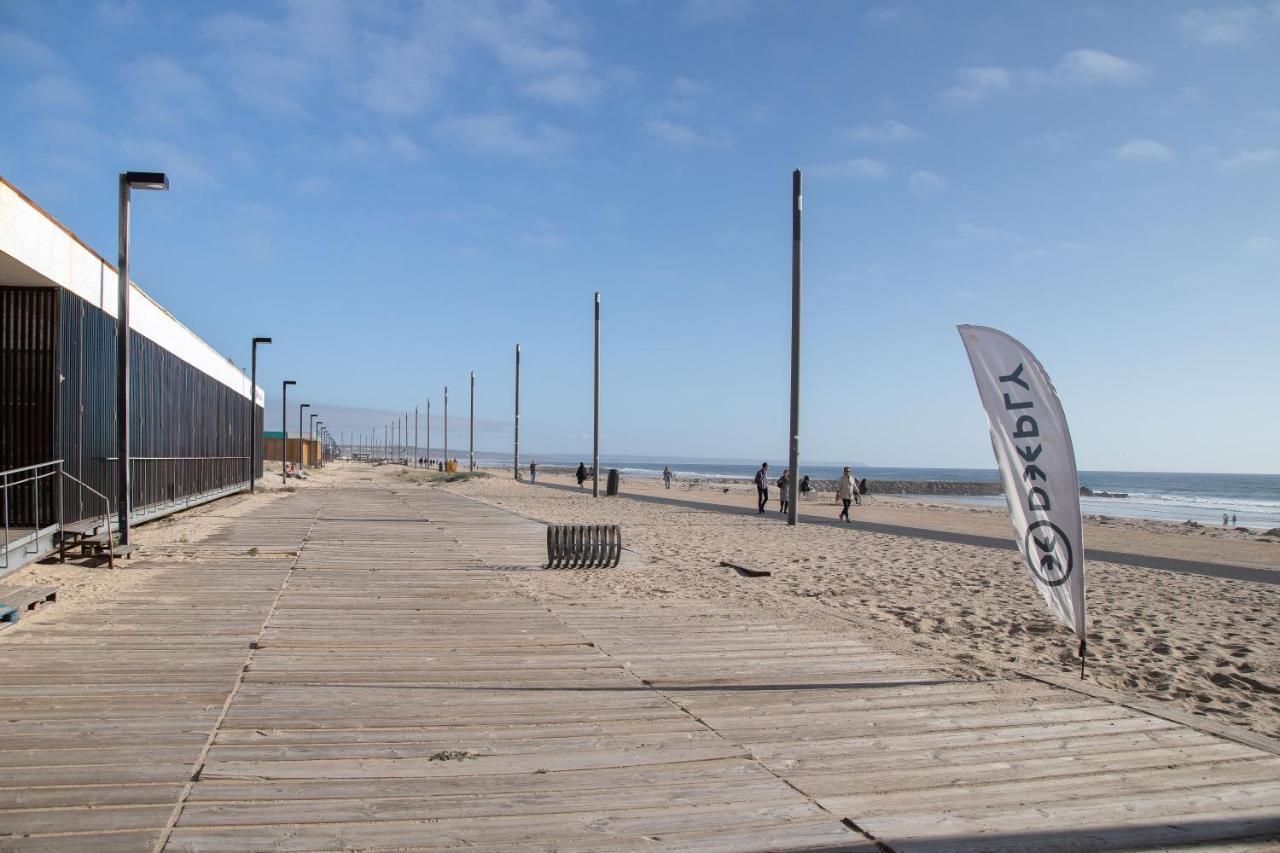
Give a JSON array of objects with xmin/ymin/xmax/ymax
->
[{"xmin": 150, "ymin": 490, "xmax": 326, "ymax": 853}]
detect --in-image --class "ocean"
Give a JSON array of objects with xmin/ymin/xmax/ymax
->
[{"xmin": 505, "ymin": 457, "xmax": 1280, "ymax": 530}]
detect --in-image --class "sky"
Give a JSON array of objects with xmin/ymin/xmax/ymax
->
[{"xmin": 2, "ymin": 0, "xmax": 1278, "ymax": 473}]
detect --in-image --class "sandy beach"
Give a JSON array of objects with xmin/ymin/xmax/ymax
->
[{"xmin": 426, "ymin": 465, "xmax": 1280, "ymax": 739}]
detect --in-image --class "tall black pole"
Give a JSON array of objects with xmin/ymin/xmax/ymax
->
[
  {"xmin": 469, "ymin": 371, "xmax": 475, "ymax": 472},
  {"xmin": 115, "ymin": 177, "xmax": 132, "ymax": 544},
  {"xmin": 299, "ymin": 403, "xmax": 309, "ymax": 472},
  {"xmin": 281, "ymin": 380, "xmax": 295, "ymax": 484},
  {"xmin": 426, "ymin": 399, "xmax": 431, "ymax": 464},
  {"xmin": 514, "ymin": 344, "xmax": 521, "ymax": 480},
  {"xmin": 593, "ymin": 291, "xmax": 600, "ymax": 497},
  {"xmin": 787, "ymin": 169, "xmax": 802, "ymax": 527},
  {"xmin": 444, "ymin": 386, "xmax": 449, "ymax": 468},
  {"xmin": 414, "ymin": 406, "xmax": 418, "ymax": 466},
  {"xmin": 250, "ymin": 338, "xmax": 271, "ymax": 493}
]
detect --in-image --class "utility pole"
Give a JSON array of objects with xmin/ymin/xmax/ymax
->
[
  {"xmin": 787, "ymin": 169, "xmax": 802, "ymax": 527},
  {"xmin": 414, "ymin": 406, "xmax": 418, "ymax": 466},
  {"xmin": 469, "ymin": 371, "xmax": 475, "ymax": 472},
  {"xmin": 426, "ymin": 399, "xmax": 431, "ymax": 465},
  {"xmin": 514, "ymin": 344, "xmax": 521, "ymax": 480},
  {"xmin": 593, "ymin": 291, "xmax": 600, "ymax": 497},
  {"xmin": 443, "ymin": 386, "xmax": 449, "ymax": 469}
]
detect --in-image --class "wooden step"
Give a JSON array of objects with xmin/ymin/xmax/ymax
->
[{"xmin": 0, "ymin": 585, "xmax": 58, "ymax": 622}]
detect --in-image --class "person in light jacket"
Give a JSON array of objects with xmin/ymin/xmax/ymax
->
[{"xmin": 836, "ymin": 467, "xmax": 857, "ymax": 522}]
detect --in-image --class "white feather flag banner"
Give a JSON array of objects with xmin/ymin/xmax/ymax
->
[{"xmin": 958, "ymin": 325, "xmax": 1086, "ymax": 644}]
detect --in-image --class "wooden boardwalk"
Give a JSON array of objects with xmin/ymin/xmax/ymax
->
[{"xmin": 0, "ymin": 484, "xmax": 1277, "ymax": 851}]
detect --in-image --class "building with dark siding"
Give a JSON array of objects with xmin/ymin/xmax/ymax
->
[{"xmin": 0, "ymin": 176, "xmax": 262, "ymax": 575}]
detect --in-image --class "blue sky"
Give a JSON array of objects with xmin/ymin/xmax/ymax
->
[{"xmin": 2, "ymin": 1, "xmax": 1278, "ymax": 473}]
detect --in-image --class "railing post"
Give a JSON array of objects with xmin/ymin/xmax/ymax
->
[{"xmin": 57, "ymin": 464, "xmax": 65, "ymax": 564}]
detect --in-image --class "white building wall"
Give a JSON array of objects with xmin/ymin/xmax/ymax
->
[{"xmin": 0, "ymin": 177, "xmax": 263, "ymax": 407}]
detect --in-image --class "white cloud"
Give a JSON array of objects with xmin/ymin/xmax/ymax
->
[
  {"xmin": 1054, "ymin": 48, "xmax": 1144, "ymax": 83},
  {"xmin": 942, "ymin": 66, "xmax": 1015, "ymax": 105},
  {"xmin": 681, "ymin": 0, "xmax": 752, "ymax": 25},
  {"xmin": 952, "ymin": 222, "xmax": 1022, "ymax": 244},
  {"xmin": 438, "ymin": 114, "xmax": 574, "ymax": 159},
  {"xmin": 0, "ymin": 28, "xmax": 61, "ymax": 69},
  {"xmin": 20, "ymin": 75, "xmax": 88, "ymax": 113},
  {"xmin": 644, "ymin": 119, "xmax": 731, "ymax": 148},
  {"xmin": 119, "ymin": 138, "xmax": 214, "ymax": 186},
  {"xmin": 840, "ymin": 119, "xmax": 922, "ymax": 144},
  {"xmin": 95, "ymin": 0, "xmax": 141, "ymax": 25},
  {"xmin": 387, "ymin": 132, "xmax": 420, "ymax": 161},
  {"xmin": 523, "ymin": 73, "xmax": 601, "ymax": 106},
  {"xmin": 671, "ymin": 77, "xmax": 712, "ymax": 99},
  {"xmin": 943, "ymin": 48, "xmax": 1143, "ymax": 105},
  {"xmin": 1243, "ymin": 236, "xmax": 1278, "ymax": 251},
  {"xmin": 907, "ymin": 170, "xmax": 948, "ymax": 195},
  {"xmin": 126, "ymin": 56, "xmax": 215, "ymax": 127},
  {"xmin": 865, "ymin": 6, "xmax": 902, "ymax": 25},
  {"xmin": 1176, "ymin": 7, "xmax": 1261, "ymax": 45},
  {"xmin": 1111, "ymin": 138, "xmax": 1177, "ymax": 162},
  {"xmin": 810, "ymin": 158, "xmax": 888, "ymax": 179},
  {"xmin": 293, "ymin": 175, "xmax": 332, "ymax": 194},
  {"xmin": 1219, "ymin": 147, "xmax": 1280, "ymax": 168}
]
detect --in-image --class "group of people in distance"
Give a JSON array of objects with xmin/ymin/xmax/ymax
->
[{"xmin": 754, "ymin": 463, "xmax": 863, "ymax": 522}]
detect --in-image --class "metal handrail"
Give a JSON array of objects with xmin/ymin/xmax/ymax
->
[
  {"xmin": 58, "ymin": 468, "xmax": 115, "ymax": 570},
  {"xmin": 2, "ymin": 460, "xmax": 63, "ymax": 570}
]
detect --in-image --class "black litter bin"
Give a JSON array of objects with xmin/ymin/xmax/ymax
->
[{"xmin": 606, "ymin": 468, "xmax": 620, "ymax": 496}]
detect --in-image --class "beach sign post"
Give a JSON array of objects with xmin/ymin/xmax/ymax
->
[
  {"xmin": 593, "ymin": 291, "xmax": 601, "ymax": 498},
  {"xmin": 958, "ymin": 325, "xmax": 1088, "ymax": 677}
]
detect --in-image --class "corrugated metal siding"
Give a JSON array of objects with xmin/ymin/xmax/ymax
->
[
  {"xmin": 52, "ymin": 289, "xmax": 263, "ymax": 525},
  {"xmin": 1, "ymin": 287, "xmax": 58, "ymax": 525}
]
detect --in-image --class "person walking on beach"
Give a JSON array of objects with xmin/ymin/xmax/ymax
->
[
  {"xmin": 662, "ymin": 466, "xmax": 673, "ymax": 489},
  {"xmin": 1224, "ymin": 513, "xmax": 1229, "ymax": 526},
  {"xmin": 836, "ymin": 467, "xmax": 857, "ymax": 522},
  {"xmin": 799, "ymin": 475, "xmax": 811, "ymax": 501},
  {"xmin": 529, "ymin": 461, "xmax": 537, "ymax": 483},
  {"xmin": 576, "ymin": 462, "xmax": 588, "ymax": 489},
  {"xmin": 777, "ymin": 469, "xmax": 792, "ymax": 515},
  {"xmin": 1232, "ymin": 513, "xmax": 1237, "ymax": 526},
  {"xmin": 754, "ymin": 463, "xmax": 770, "ymax": 514}
]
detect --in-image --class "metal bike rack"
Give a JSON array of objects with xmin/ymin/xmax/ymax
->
[{"xmin": 545, "ymin": 524, "xmax": 622, "ymax": 569}]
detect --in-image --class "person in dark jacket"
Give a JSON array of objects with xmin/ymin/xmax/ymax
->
[
  {"xmin": 754, "ymin": 463, "xmax": 770, "ymax": 514},
  {"xmin": 576, "ymin": 462, "xmax": 588, "ymax": 489}
]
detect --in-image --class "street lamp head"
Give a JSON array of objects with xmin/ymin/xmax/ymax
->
[
  {"xmin": 301, "ymin": 403, "xmax": 310, "ymax": 409},
  {"xmin": 253, "ymin": 336, "xmax": 273, "ymax": 345},
  {"xmin": 123, "ymin": 171, "xmax": 169, "ymax": 191},
  {"xmin": 283, "ymin": 380, "xmax": 296, "ymax": 387}
]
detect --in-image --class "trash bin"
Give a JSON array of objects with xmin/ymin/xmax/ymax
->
[{"xmin": 606, "ymin": 468, "xmax": 620, "ymax": 496}]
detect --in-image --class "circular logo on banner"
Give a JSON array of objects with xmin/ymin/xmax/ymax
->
[{"xmin": 1023, "ymin": 520, "xmax": 1074, "ymax": 587}]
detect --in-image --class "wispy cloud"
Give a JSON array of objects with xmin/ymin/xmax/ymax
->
[
  {"xmin": 1243, "ymin": 236, "xmax": 1278, "ymax": 252},
  {"xmin": 810, "ymin": 158, "xmax": 888, "ymax": 180},
  {"xmin": 681, "ymin": 0, "xmax": 752, "ymax": 25},
  {"xmin": 907, "ymin": 170, "xmax": 948, "ymax": 195},
  {"xmin": 0, "ymin": 28, "xmax": 62, "ymax": 69},
  {"xmin": 19, "ymin": 75, "xmax": 88, "ymax": 113},
  {"xmin": 943, "ymin": 48, "xmax": 1143, "ymax": 105},
  {"xmin": 1175, "ymin": 6, "xmax": 1273, "ymax": 45},
  {"xmin": 942, "ymin": 221, "xmax": 1023, "ymax": 246},
  {"xmin": 840, "ymin": 120, "xmax": 922, "ymax": 144},
  {"xmin": 1219, "ymin": 147, "xmax": 1280, "ymax": 168},
  {"xmin": 865, "ymin": 6, "xmax": 903, "ymax": 25},
  {"xmin": 1111, "ymin": 138, "xmax": 1176, "ymax": 162},
  {"xmin": 293, "ymin": 175, "xmax": 332, "ymax": 195},
  {"xmin": 671, "ymin": 76, "xmax": 712, "ymax": 99},
  {"xmin": 119, "ymin": 138, "xmax": 214, "ymax": 186},
  {"xmin": 644, "ymin": 119, "xmax": 731, "ymax": 148},
  {"xmin": 438, "ymin": 114, "xmax": 575, "ymax": 159}
]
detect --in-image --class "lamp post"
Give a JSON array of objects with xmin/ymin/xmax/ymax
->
[
  {"xmin": 787, "ymin": 169, "xmax": 802, "ymax": 527},
  {"xmin": 281, "ymin": 380, "xmax": 295, "ymax": 483},
  {"xmin": 469, "ymin": 371, "xmax": 475, "ymax": 472},
  {"xmin": 249, "ymin": 337, "xmax": 271, "ymax": 493},
  {"xmin": 298, "ymin": 403, "xmax": 309, "ymax": 473},
  {"xmin": 514, "ymin": 344, "xmax": 520, "ymax": 480},
  {"xmin": 414, "ymin": 406, "xmax": 418, "ymax": 466},
  {"xmin": 115, "ymin": 170, "xmax": 169, "ymax": 545},
  {"xmin": 315, "ymin": 420, "xmax": 324, "ymax": 467},
  {"xmin": 593, "ymin": 291, "xmax": 600, "ymax": 498},
  {"xmin": 309, "ymin": 413, "xmax": 318, "ymax": 467},
  {"xmin": 444, "ymin": 386, "xmax": 449, "ymax": 470}
]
